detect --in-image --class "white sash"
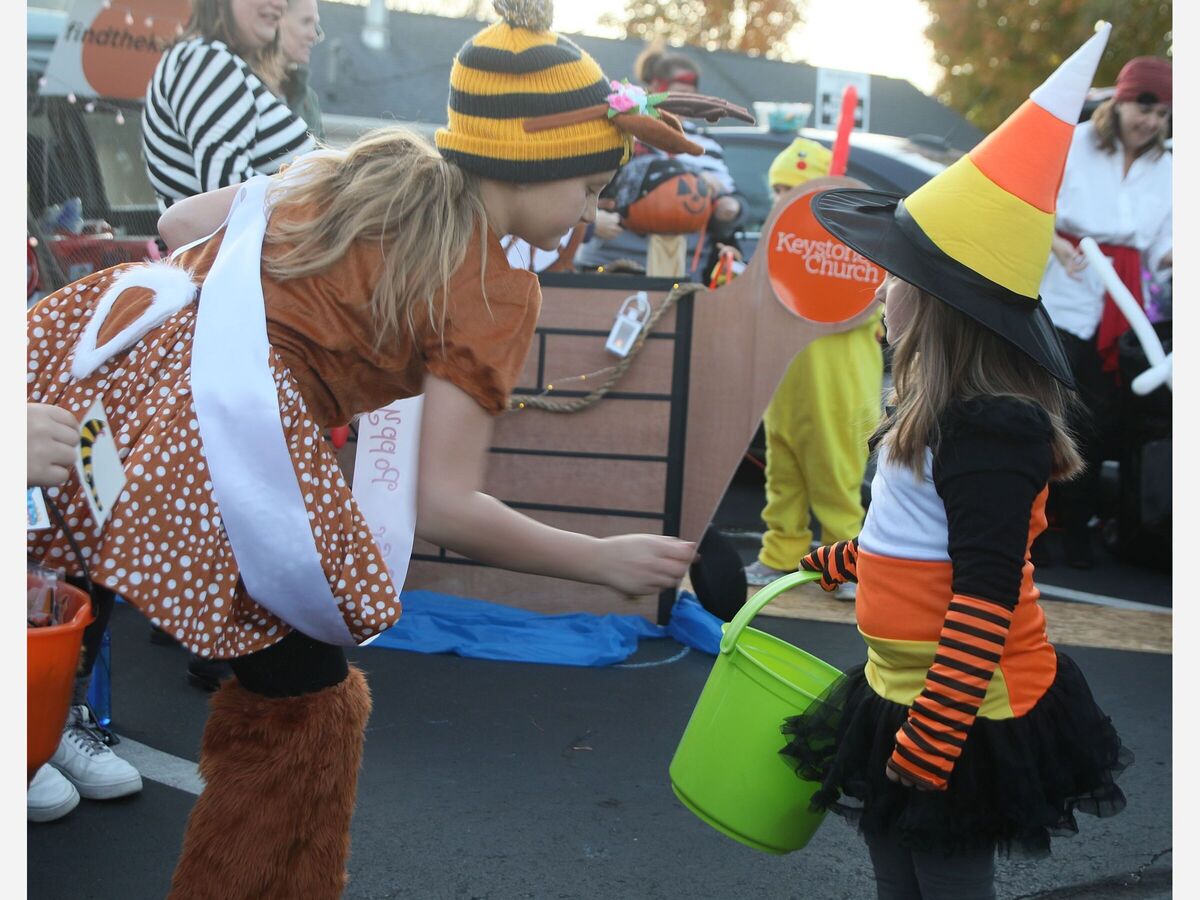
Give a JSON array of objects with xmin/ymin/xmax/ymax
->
[
  {"xmin": 190, "ymin": 177, "xmax": 358, "ymax": 645},
  {"xmin": 351, "ymin": 395, "xmax": 422, "ymax": 647}
]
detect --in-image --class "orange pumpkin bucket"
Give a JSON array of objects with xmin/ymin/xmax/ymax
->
[{"xmin": 27, "ymin": 577, "xmax": 94, "ymax": 783}]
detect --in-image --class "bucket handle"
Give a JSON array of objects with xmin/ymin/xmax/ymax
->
[
  {"xmin": 39, "ymin": 495, "xmax": 99, "ymax": 621},
  {"xmin": 720, "ymin": 570, "xmax": 823, "ymax": 655}
]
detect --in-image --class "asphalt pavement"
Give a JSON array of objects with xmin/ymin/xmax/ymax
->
[{"xmin": 28, "ymin": 590, "xmax": 1170, "ymax": 899}]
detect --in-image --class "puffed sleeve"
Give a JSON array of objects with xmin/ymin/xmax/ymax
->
[{"xmin": 421, "ymin": 268, "xmax": 541, "ymax": 415}]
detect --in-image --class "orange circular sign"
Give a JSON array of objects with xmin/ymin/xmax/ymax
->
[
  {"xmin": 81, "ymin": 0, "xmax": 191, "ymax": 100},
  {"xmin": 766, "ymin": 181, "xmax": 884, "ymax": 323}
]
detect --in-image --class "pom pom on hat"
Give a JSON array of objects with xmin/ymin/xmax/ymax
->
[{"xmin": 492, "ymin": 0, "xmax": 554, "ymax": 32}]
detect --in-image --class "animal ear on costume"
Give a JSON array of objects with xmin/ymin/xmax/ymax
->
[
  {"xmin": 522, "ymin": 81, "xmax": 755, "ymax": 158},
  {"xmin": 655, "ymin": 93, "xmax": 755, "ymax": 125},
  {"xmin": 612, "ymin": 110, "xmax": 703, "ymax": 155}
]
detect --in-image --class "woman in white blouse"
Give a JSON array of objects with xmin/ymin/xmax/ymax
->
[{"xmin": 1037, "ymin": 56, "xmax": 1171, "ymax": 568}]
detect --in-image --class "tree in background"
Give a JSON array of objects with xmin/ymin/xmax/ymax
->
[
  {"xmin": 600, "ymin": 0, "xmax": 808, "ymax": 57},
  {"xmin": 923, "ymin": 0, "xmax": 1172, "ymax": 131}
]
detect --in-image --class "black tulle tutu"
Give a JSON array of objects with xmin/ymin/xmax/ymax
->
[{"xmin": 779, "ymin": 651, "xmax": 1132, "ymax": 857}]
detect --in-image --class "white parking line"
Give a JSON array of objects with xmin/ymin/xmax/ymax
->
[
  {"xmin": 1036, "ymin": 583, "xmax": 1171, "ymax": 614},
  {"xmin": 113, "ymin": 736, "xmax": 204, "ymax": 795}
]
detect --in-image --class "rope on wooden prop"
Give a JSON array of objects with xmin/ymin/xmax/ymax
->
[{"xmin": 507, "ymin": 281, "xmax": 706, "ymax": 413}]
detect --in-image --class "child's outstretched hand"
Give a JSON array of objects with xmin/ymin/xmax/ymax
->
[
  {"xmin": 598, "ymin": 534, "xmax": 696, "ymax": 598},
  {"xmin": 799, "ymin": 538, "xmax": 859, "ymax": 592},
  {"xmin": 27, "ymin": 403, "xmax": 80, "ymax": 487}
]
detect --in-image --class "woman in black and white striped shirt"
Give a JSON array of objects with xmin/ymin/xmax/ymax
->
[{"xmin": 142, "ymin": 0, "xmax": 316, "ymax": 208}]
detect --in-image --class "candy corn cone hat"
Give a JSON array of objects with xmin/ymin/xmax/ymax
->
[{"xmin": 812, "ymin": 23, "xmax": 1112, "ymax": 387}]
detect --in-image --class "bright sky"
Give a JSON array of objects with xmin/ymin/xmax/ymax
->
[{"xmin": 554, "ymin": 0, "xmax": 942, "ymax": 94}]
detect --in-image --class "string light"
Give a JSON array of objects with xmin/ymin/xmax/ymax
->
[
  {"xmin": 115, "ymin": 111, "xmax": 125, "ymax": 125},
  {"xmin": 84, "ymin": 101, "xmax": 95, "ymax": 113},
  {"xmin": 67, "ymin": 92, "xmax": 76, "ymax": 104},
  {"xmin": 145, "ymin": 16, "xmax": 154, "ymax": 28},
  {"xmin": 124, "ymin": 10, "xmax": 134, "ymax": 26}
]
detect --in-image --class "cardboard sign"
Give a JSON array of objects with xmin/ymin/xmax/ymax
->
[
  {"xmin": 40, "ymin": 0, "xmax": 190, "ymax": 100},
  {"xmin": 766, "ymin": 184, "xmax": 883, "ymax": 323}
]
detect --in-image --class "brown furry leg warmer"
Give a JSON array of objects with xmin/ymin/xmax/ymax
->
[{"xmin": 168, "ymin": 665, "xmax": 372, "ymax": 900}]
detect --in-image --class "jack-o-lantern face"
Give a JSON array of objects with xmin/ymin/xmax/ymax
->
[
  {"xmin": 678, "ymin": 175, "xmax": 711, "ymax": 215},
  {"xmin": 624, "ymin": 167, "xmax": 714, "ymax": 235}
]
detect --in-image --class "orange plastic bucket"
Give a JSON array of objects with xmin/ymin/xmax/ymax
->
[{"xmin": 27, "ymin": 579, "xmax": 94, "ymax": 783}]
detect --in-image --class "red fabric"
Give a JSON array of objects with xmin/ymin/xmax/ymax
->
[
  {"xmin": 1057, "ymin": 231, "xmax": 1143, "ymax": 375},
  {"xmin": 1115, "ymin": 57, "xmax": 1172, "ymax": 105}
]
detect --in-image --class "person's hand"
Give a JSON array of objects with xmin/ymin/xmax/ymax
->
[
  {"xmin": 597, "ymin": 533, "xmax": 696, "ymax": 597},
  {"xmin": 1051, "ymin": 235, "xmax": 1088, "ymax": 280},
  {"xmin": 715, "ymin": 243, "xmax": 742, "ymax": 263},
  {"xmin": 885, "ymin": 762, "xmax": 934, "ymax": 791},
  {"xmin": 27, "ymin": 403, "xmax": 79, "ymax": 487},
  {"xmin": 799, "ymin": 539, "xmax": 859, "ymax": 591},
  {"xmin": 593, "ymin": 209, "xmax": 624, "ymax": 241},
  {"xmin": 713, "ymin": 195, "xmax": 741, "ymax": 223}
]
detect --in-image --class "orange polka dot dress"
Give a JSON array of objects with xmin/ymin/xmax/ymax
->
[{"xmin": 27, "ymin": 210, "xmax": 540, "ymax": 659}]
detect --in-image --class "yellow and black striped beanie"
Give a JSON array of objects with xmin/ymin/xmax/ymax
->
[{"xmin": 435, "ymin": 0, "xmax": 627, "ymax": 182}]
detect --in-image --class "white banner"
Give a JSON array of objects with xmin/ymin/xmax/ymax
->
[{"xmin": 352, "ymin": 396, "xmax": 424, "ymax": 591}]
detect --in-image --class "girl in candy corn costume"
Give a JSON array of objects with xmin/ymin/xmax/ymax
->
[
  {"xmin": 26, "ymin": 2, "xmax": 751, "ymax": 895},
  {"xmin": 779, "ymin": 26, "xmax": 1130, "ymax": 897}
]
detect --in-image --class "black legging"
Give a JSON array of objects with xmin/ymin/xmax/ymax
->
[
  {"xmin": 71, "ymin": 579, "xmax": 347, "ymax": 700},
  {"xmin": 229, "ymin": 630, "xmax": 349, "ymax": 698},
  {"xmin": 865, "ymin": 830, "xmax": 996, "ymax": 900}
]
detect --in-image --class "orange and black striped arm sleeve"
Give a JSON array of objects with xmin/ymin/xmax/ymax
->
[
  {"xmin": 799, "ymin": 538, "xmax": 859, "ymax": 592},
  {"xmin": 889, "ymin": 397, "xmax": 1053, "ymax": 791}
]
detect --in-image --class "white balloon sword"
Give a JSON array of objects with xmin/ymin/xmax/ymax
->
[{"xmin": 1077, "ymin": 237, "xmax": 1171, "ymax": 395}]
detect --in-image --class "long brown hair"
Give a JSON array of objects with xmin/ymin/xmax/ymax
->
[
  {"xmin": 873, "ymin": 283, "xmax": 1082, "ymax": 481},
  {"xmin": 261, "ymin": 127, "xmax": 488, "ymax": 344},
  {"xmin": 181, "ymin": 0, "xmax": 284, "ymax": 88},
  {"xmin": 1089, "ymin": 97, "xmax": 1168, "ymax": 160}
]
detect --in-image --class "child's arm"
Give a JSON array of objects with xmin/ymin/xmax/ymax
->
[
  {"xmin": 415, "ymin": 374, "xmax": 694, "ymax": 596},
  {"xmin": 157, "ymin": 185, "xmax": 242, "ymax": 252},
  {"xmin": 887, "ymin": 398, "xmax": 1052, "ymax": 792}
]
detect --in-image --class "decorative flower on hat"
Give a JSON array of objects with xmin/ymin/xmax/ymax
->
[{"xmin": 605, "ymin": 80, "xmax": 668, "ymax": 119}]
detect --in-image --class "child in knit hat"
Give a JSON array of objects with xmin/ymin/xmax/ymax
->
[{"xmin": 27, "ymin": 1, "xmax": 749, "ymax": 895}]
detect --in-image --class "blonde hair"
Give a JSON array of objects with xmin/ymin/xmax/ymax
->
[
  {"xmin": 874, "ymin": 283, "xmax": 1082, "ymax": 481},
  {"xmin": 262, "ymin": 127, "xmax": 487, "ymax": 343},
  {"xmin": 1089, "ymin": 98, "xmax": 1168, "ymax": 160}
]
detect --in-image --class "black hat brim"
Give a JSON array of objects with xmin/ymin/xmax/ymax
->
[{"xmin": 811, "ymin": 188, "xmax": 1076, "ymax": 389}]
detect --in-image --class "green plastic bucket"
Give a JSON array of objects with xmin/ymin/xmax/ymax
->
[{"xmin": 669, "ymin": 570, "xmax": 841, "ymax": 854}]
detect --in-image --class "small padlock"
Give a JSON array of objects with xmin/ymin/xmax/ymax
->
[{"xmin": 605, "ymin": 291, "xmax": 651, "ymax": 358}]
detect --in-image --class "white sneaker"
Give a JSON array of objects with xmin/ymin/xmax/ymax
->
[
  {"xmin": 28, "ymin": 764, "xmax": 80, "ymax": 822},
  {"xmin": 744, "ymin": 560, "xmax": 794, "ymax": 586},
  {"xmin": 51, "ymin": 705, "xmax": 143, "ymax": 800},
  {"xmin": 832, "ymin": 582, "xmax": 858, "ymax": 602}
]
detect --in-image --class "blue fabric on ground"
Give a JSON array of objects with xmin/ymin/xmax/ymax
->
[
  {"xmin": 665, "ymin": 592, "xmax": 724, "ymax": 656},
  {"xmin": 365, "ymin": 590, "xmax": 724, "ymax": 667}
]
